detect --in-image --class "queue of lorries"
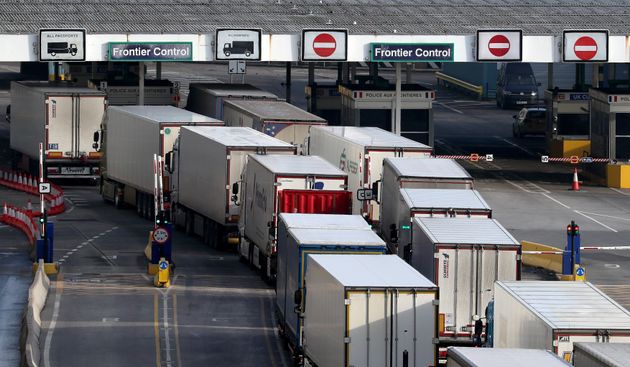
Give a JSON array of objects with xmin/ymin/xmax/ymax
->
[{"xmin": 8, "ymin": 80, "xmax": 630, "ymax": 367}]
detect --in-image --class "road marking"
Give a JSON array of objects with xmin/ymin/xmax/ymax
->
[
  {"xmin": 268, "ymin": 295, "xmax": 289, "ymax": 367},
  {"xmin": 173, "ymin": 294, "xmax": 183, "ymax": 367},
  {"xmin": 434, "ymin": 102, "xmax": 463, "ymax": 114},
  {"xmin": 542, "ymin": 193, "xmax": 571, "ymax": 209},
  {"xmin": 610, "ymin": 187, "xmax": 630, "ymax": 196},
  {"xmin": 495, "ymin": 136, "xmax": 538, "ymax": 157},
  {"xmin": 154, "ymin": 293, "xmax": 161, "ymax": 367},
  {"xmin": 605, "ymin": 264, "xmax": 621, "ymax": 269},
  {"xmin": 163, "ymin": 295, "xmax": 173, "ymax": 367},
  {"xmin": 43, "ymin": 274, "xmax": 64, "ymax": 367},
  {"xmin": 574, "ymin": 210, "xmax": 618, "ymax": 232},
  {"xmin": 63, "ymin": 198, "xmax": 76, "ymax": 214},
  {"xmin": 260, "ymin": 297, "xmax": 278, "ymax": 367},
  {"xmin": 575, "ymin": 211, "xmax": 630, "ymax": 222}
]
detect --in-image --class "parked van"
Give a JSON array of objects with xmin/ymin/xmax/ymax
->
[{"xmin": 496, "ymin": 63, "xmax": 540, "ymax": 109}]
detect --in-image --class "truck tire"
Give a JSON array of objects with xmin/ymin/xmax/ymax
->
[
  {"xmin": 224, "ymin": 51, "xmax": 231, "ymax": 57},
  {"xmin": 185, "ymin": 210, "xmax": 194, "ymax": 236},
  {"xmin": 136, "ymin": 193, "xmax": 143, "ymax": 216},
  {"xmin": 245, "ymin": 51, "xmax": 251, "ymax": 57}
]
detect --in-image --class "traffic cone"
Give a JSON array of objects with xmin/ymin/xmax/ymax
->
[{"xmin": 570, "ymin": 168, "xmax": 581, "ymax": 191}]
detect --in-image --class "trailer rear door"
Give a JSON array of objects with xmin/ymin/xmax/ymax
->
[
  {"xmin": 78, "ymin": 95, "xmax": 105, "ymax": 158},
  {"xmin": 47, "ymin": 96, "xmax": 74, "ymax": 157}
]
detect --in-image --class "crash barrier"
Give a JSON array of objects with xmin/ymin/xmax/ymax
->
[
  {"xmin": 541, "ymin": 155, "xmax": 612, "ymax": 164},
  {"xmin": 433, "ymin": 153, "xmax": 494, "ymax": 162},
  {"xmin": 1, "ymin": 203, "xmax": 39, "ymax": 247},
  {"xmin": 435, "ymin": 72, "xmax": 484, "ymax": 100},
  {"xmin": 0, "ymin": 169, "xmax": 65, "ymax": 215},
  {"xmin": 23, "ymin": 259, "xmax": 50, "ymax": 367},
  {"xmin": 521, "ymin": 241, "xmax": 563, "ymax": 274}
]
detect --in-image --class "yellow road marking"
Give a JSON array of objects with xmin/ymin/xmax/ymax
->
[{"xmin": 154, "ymin": 293, "xmax": 161, "ymax": 367}]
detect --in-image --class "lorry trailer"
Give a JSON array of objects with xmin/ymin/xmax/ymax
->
[
  {"xmin": 171, "ymin": 126, "xmax": 295, "ymax": 248},
  {"xmin": 379, "ymin": 157, "xmax": 475, "ymax": 244},
  {"xmin": 100, "ymin": 106, "xmax": 223, "ymax": 216},
  {"xmin": 410, "ymin": 217, "xmax": 521, "ymax": 345},
  {"xmin": 239, "ymin": 155, "xmax": 352, "ymax": 279},
  {"xmin": 308, "ymin": 126, "xmax": 433, "ymax": 223},
  {"xmin": 185, "ymin": 83, "xmax": 278, "ymax": 120},
  {"xmin": 493, "ymin": 281, "xmax": 630, "ymax": 364},
  {"xmin": 88, "ymin": 79, "xmax": 179, "ymax": 106},
  {"xmin": 303, "ymin": 254, "xmax": 438, "ymax": 367},
  {"xmin": 223, "ymin": 99, "xmax": 326, "ymax": 154},
  {"xmin": 446, "ymin": 347, "xmax": 570, "ymax": 367},
  {"xmin": 388, "ymin": 188, "xmax": 492, "ymax": 255},
  {"xmin": 275, "ymin": 213, "xmax": 380, "ymax": 355},
  {"xmin": 573, "ymin": 342, "xmax": 630, "ymax": 367},
  {"xmin": 10, "ymin": 81, "xmax": 107, "ymax": 179}
]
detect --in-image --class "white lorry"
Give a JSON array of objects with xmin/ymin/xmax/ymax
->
[
  {"xmin": 493, "ymin": 281, "xmax": 630, "ymax": 364},
  {"xmin": 239, "ymin": 155, "xmax": 351, "ymax": 280},
  {"xmin": 389, "ymin": 188, "xmax": 492, "ymax": 255},
  {"xmin": 171, "ymin": 126, "xmax": 295, "ymax": 248},
  {"xmin": 409, "ymin": 217, "xmax": 521, "ymax": 345},
  {"xmin": 88, "ymin": 79, "xmax": 179, "ymax": 106},
  {"xmin": 275, "ymin": 214, "xmax": 381, "ymax": 357},
  {"xmin": 185, "ymin": 83, "xmax": 278, "ymax": 120},
  {"xmin": 380, "ymin": 157, "xmax": 474, "ymax": 242},
  {"xmin": 99, "ymin": 106, "xmax": 222, "ymax": 217},
  {"xmin": 10, "ymin": 81, "xmax": 107, "ymax": 179},
  {"xmin": 303, "ymin": 254, "xmax": 439, "ymax": 367},
  {"xmin": 446, "ymin": 347, "xmax": 570, "ymax": 367},
  {"xmin": 223, "ymin": 99, "xmax": 327, "ymax": 154},
  {"xmin": 573, "ymin": 342, "xmax": 630, "ymax": 367},
  {"xmin": 308, "ymin": 126, "xmax": 433, "ymax": 224}
]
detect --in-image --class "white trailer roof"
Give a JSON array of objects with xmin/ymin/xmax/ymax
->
[
  {"xmin": 110, "ymin": 105, "xmax": 222, "ymax": 124},
  {"xmin": 14, "ymin": 81, "xmax": 106, "ymax": 96},
  {"xmin": 574, "ymin": 342, "xmax": 630, "ymax": 367},
  {"xmin": 224, "ymin": 99, "xmax": 326, "ymax": 122},
  {"xmin": 309, "ymin": 254, "xmax": 436, "ymax": 289},
  {"xmin": 314, "ymin": 126, "xmax": 432, "ymax": 149},
  {"xmin": 279, "ymin": 213, "xmax": 371, "ymax": 230},
  {"xmin": 447, "ymin": 347, "xmax": 569, "ymax": 367},
  {"xmin": 385, "ymin": 157, "xmax": 472, "ymax": 179},
  {"xmin": 496, "ymin": 281, "xmax": 630, "ymax": 330},
  {"xmin": 251, "ymin": 155, "xmax": 346, "ymax": 177},
  {"xmin": 402, "ymin": 188, "xmax": 490, "ymax": 211},
  {"xmin": 413, "ymin": 217, "xmax": 518, "ymax": 245},
  {"xmin": 289, "ymin": 228, "xmax": 385, "ymax": 247},
  {"xmin": 182, "ymin": 126, "xmax": 293, "ymax": 148},
  {"xmin": 189, "ymin": 83, "xmax": 278, "ymax": 98}
]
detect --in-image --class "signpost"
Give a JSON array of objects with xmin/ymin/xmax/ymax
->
[
  {"xmin": 302, "ymin": 29, "xmax": 348, "ymax": 61},
  {"xmin": 38, "ymin": 182, "xmax": 51, "ymax": 195},
  {"xmin": 39, "ymin": 29, "xmax": 86, "ymax": 61},
  {"xmin": 563, "ymin": 30, "xmax": 608, "ymax": 62},
  {"xmin": 216, "ymin": 29, "xmax": 262, "ymax": 60},
  {"xmin": 476, "ymin": 30, "xmax": 522, "ymax": 61}
]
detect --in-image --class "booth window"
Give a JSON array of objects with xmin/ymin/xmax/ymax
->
[
  {"xmin": 359, "ymin": 109, "xmax": 391, "ymax": 131},
  {"xmin": 616, "ymin": 138, "xmax": 630, "ymax": 160},
  {"xmin": 615, "ymin": 113, "xmax": 630, "ymax": 135},
  {"xmin": 557, "ymin": 114, "xmax": 589, "ymax": 135},
  {"xmin": 616, "ymin": 113, "xmax": 630, "ymax": 160},
  {"xmin": 401, "ymin": 109, "xmax": 430, "ymax": 132}
]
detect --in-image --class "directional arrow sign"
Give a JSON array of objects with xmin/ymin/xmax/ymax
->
[
  {"xmin": 563, "ymin": 30, "xmax": 608, "ymax": 62},
  {"xmin": 476, "ymin": 30, "xmax": 522, "ymax": 61}
]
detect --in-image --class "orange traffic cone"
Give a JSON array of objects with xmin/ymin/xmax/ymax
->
[{"xmin": 570, "ymin": 168, "xmax": 580, "ymax": 191}]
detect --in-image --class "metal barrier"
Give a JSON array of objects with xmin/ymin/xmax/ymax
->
[
  {"xmin": 435, "ymin": 72, "xmax": 484, "ymax": 100},
  {"xmin": 433, "ymin": 153, "xmax": 494, "ymax": 162},
  {"xmin": 0, "ymin": 168, "xmax": 65, "ymax": 215},
  {"xmin": 541, "ymin": 155, "xmax": 611, "ymax": 164}
]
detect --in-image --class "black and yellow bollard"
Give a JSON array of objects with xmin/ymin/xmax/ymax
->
[{"xmin": 154, "ymin": 257, "xmax": 170, "ymax": 288}]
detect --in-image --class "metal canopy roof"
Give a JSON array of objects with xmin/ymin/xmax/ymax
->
[{"xmin": 4, "ymin": 0, "xmax": 630, "ymax": 34}]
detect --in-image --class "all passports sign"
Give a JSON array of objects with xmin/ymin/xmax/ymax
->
[
  {"xmin": 370, "ymin": 43, "xmax": 454, "ymax": 62},
  {"xmin": 108, "ymin": 42, "xmax": 193, "ymax": 61}
]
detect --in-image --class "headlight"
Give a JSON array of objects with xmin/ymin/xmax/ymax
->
[{"xmin": 531, "ymin": 92, "xmax": 537, "ymax": 96}]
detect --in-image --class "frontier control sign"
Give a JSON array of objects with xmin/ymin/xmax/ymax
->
[
  {"xmin": 371, "ymin": 43, "xmax": 454, "ymax": 62},
  {"xmin": 108, "ymin": 42, "xmax": 193, "ymax": 61}
]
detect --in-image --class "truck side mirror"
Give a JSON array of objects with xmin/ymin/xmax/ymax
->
[
  {"xmin": 371, "ymin": 180, "xmax": 380, "ymax": 204},
  {"xmin": 389, "ymin": 223, "xmax": 399, "ymax": 243},
  {"xmin": 294, "ymin": 289, "xmax": 303, "ymax": 306},
  {"xmin": 164, "ymin": 151, "xmax": 173, "ymax": 173},
  {"xmin": 403, "ymin": 244, "xmax": 412, "ymax": 264},
  {"xmin": 232, "ymin": 182, "xmax": 239, "ymax": 195}
]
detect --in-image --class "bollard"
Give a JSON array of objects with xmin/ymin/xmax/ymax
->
[{"xmin": 45, "ymin": 222, "xmax": 54, "ymax": 263}]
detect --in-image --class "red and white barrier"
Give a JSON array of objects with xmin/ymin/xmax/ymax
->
[
  {"xmin": 1, "ymin": 202, "xmax": 39, "ymax": 245},
  {"xmin": 0, "ymin": 168, "xmax": 65, "ymax": 216}
]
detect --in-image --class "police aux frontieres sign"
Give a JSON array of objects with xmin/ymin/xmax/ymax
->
[{"xmin": 371, "ymin": 43, "xmax": 454, "ymax": 62}]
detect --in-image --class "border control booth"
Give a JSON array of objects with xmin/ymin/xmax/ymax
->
[
  {"xmin": 544, "ymin": 89, "xmax": 591, "ymax": 157},
  {"xmin": 304, "ymin": 83, "xmax": 341, "ymax": 125},
  {"xmin": 589, "ymin": 88, "xmax": 630, "ymax": 188},
  {"xmin": 339, "ymin": 83, "xmax": 435, "ymax": 146}
]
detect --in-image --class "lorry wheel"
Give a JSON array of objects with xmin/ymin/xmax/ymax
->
[
  {"xmin": 245, "ymin": 51, "xmax": 251, "ymax": 57},
  {"xmin": 224, "ymin": 51, "xmax": 231, "ymax": 57},
  {"xmin": 185, "ymin": 210, "xmax": 193, "ymax": 236},
  {"xmin": 136, "ymin": 194, "xmax": 143, "ymax": 216}
]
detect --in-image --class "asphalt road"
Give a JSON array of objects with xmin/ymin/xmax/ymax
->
[{"xmin": 0, "ymin": 62, "xmax": 629, "ymax": 367}]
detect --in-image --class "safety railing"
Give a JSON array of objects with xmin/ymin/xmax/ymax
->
[
  {"xmin": 435, "ymin": 72, "xmax": 484, "ymax": 100},
  {"xmin": 0, "ymin": 204, "xmax": 39, "ymax": 246},
  {"xmin": 0, "ymin": 169, "xmax": 65, "ymax": 215}
]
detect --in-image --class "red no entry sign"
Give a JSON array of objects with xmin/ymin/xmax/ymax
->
[
  {"xmin": 488, "ymin": 34, "xmax": 510, "ymax": 57},
  {"xmin": 313, "ymin": 33, "xmax": 337, "ymax": 57},
  {"xmin": 574, "ymin": 36, "xmax": 598, "ymax": 61}
]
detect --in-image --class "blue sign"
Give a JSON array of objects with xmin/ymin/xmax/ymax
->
[
  {"xmin": 109, "ymin": 42, "xmax": 193, "ymax": 62},
  {"xmin": 159, "ymin": 261, "xmax": 168, "ymax": 270},
  {"xmin": 371, "ymin": 43, "xmax": 454, "ymax": 62},
  {"xmin": 576, "ymin": 267, "xmax": 585, "ymax": 276},
  {"xmin": 570, "ymin": 93, "xmax": 590, "ymax": 101}
]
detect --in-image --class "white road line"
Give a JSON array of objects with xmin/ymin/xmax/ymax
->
[
  {"xmin": 610, "ymin": 187, "xmax": 630, "ymax": 196},
  {"xmin": 575, "ymin": 211, "xmax": 630, "ymax": 222},
  {"xmin": 495, "ymin": 136, "xmax": 538, "ymax": 157},
  {"xmin": 574, "ymin": 210, "xmax": 618, "ymax": 233},
  {"xmin": 268, "ymin": 294, "xmax": 289, "ymax": 367},
  {"xmin": 542, "ymin": 193, "xmax": 571, "ymax": 209},
  {"xmin": 163, "ymin": 295, "xmax": 173, "ymax": 367},
  {"xmin": 63, "ymin": 198, "xmax": 76, "ymax": 214},
  {"xmin": 43, "ymin": 287, "xmax": 62, "ymax": 367},
  {"xmin": 434, "ymin": 102, "xmax": 463, "ymax": 114}
]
